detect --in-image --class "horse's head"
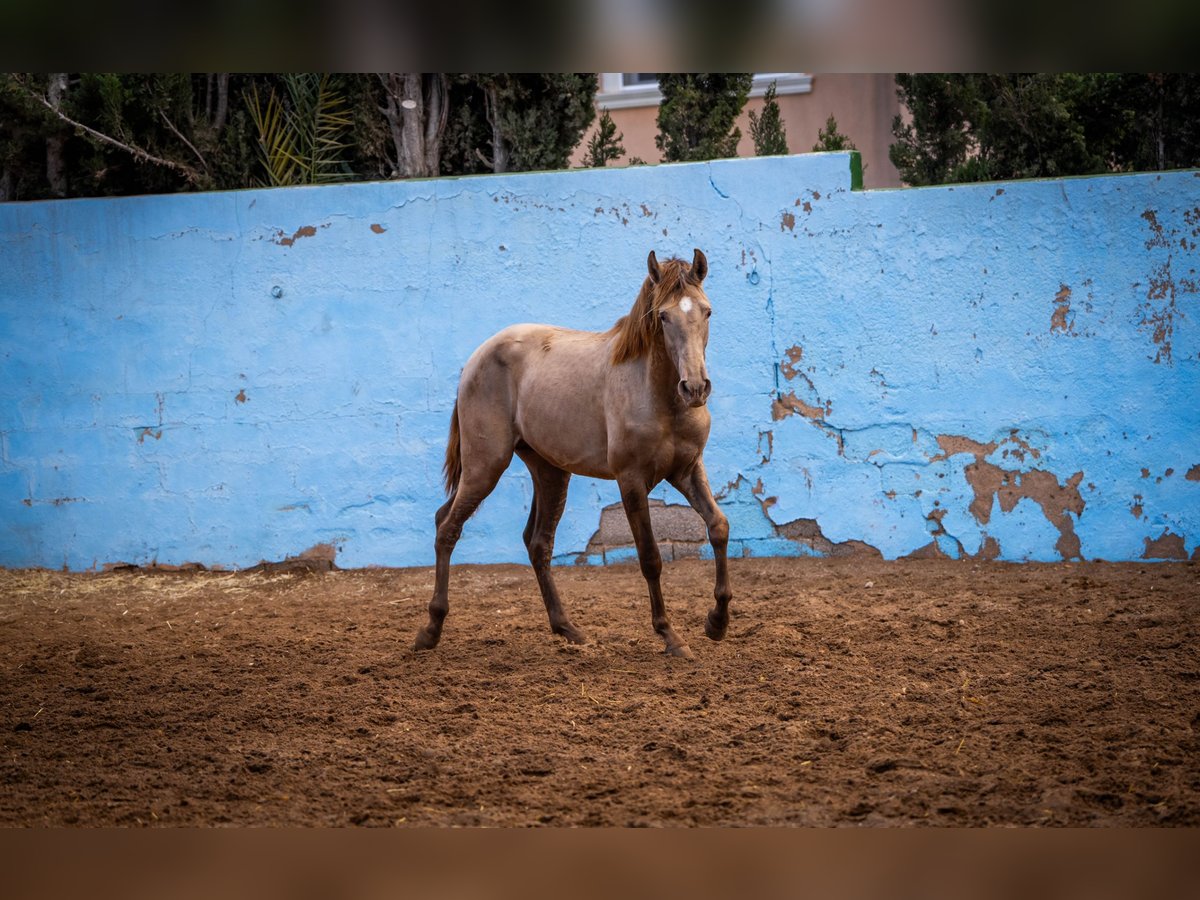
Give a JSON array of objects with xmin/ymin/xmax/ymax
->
[{"xmin": 648, "ymin": 248, "xmax": 712, "ymax": 408}]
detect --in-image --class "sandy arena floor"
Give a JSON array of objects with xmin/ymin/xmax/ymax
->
[{"xmin": 1, "ymin": 557, "xmax": 1196, "ymax": 826}]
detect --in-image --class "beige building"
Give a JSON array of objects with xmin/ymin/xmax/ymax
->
[{"xmin": 571, "ymin": 73, "xmax": 903, "ymax": 189}]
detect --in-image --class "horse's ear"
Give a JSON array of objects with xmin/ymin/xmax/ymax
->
[
  {"xmin": 647, "ymin": 250, "xmax": 661, "ymax": 284},
  {"xmin": 690, "ymin": 248, "xmax": 708, "ymax": 283}
]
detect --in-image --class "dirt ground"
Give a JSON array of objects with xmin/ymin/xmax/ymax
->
[{"xmin": 1, "ymin": 557, "xmax": 1197, "ymax": 827}]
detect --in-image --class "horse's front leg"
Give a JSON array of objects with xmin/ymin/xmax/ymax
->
[
  {"xmin": 669, "ymin": 460, "xmax": 732, "ymax": 641},
  {"xmin": 617, "ymin": 474, "xmax": 693, "ymax": 659}
]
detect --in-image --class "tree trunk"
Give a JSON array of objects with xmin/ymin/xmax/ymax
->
[
  {"xmin": 422, "ymin": 74, "xmax": 449, "ymax": 177},
  {"xmin": 213, "ymin": 73, "xmax": 230, "ymax": 134},
  {"xmin": 383, "ymin": 73, "xmax": 450, "ymax": 179},
  {"xmin": 46, "ymin": 73, "xmax": 69, "ymax": 197},
  {"xmin": 484, "ymin": 82, "xmax": 509, "ymax": 174},
  {"xmin": 399, "ymin": 74, "xmax": 425, "ymax": 177}
]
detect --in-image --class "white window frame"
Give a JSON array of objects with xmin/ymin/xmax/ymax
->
[{"xmin": 597, "ymin": 73, "xmax": 813, "ymax": 110}]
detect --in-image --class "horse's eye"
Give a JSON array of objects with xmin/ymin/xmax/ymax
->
[
  {"xmin": 659, "ymin": 311, "xmax": 668, "ymax": 322},
  {"xmin": 704, "ymin": 308, "xmax": 712, "ymax": 318}
]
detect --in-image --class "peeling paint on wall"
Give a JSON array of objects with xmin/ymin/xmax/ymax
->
[
  {"xmin": 272, "ymin": 223, "xmax": 327, "ymax": 247},
  {"xmin": 1137, "ymin": 208, "xmax": 1199, "ymax": 365},
  {"xmin": 933, "ymin": 434, "xmax": 1085, "ymax": 560},
  {"xmin": 1051, "ymin": 285, "xmax": 1074, "ymax": 334}
]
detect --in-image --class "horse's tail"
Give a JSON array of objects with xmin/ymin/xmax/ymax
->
[{"xmin": 442, "ymin": 402, "xmax": 462, "ymax": 496}]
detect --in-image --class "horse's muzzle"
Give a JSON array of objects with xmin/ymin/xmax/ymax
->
[{"xmin": 678, "ymin": 378, "xmax": 712, "ymax": 407}]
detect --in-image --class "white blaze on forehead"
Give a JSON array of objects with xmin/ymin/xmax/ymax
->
[{"xmin": 679, "ymin": 296, "xmax": 694, "ymax": 313}]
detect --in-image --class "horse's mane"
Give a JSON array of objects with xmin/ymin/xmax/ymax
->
[{"xmin": 608, "ymin": 256, "xmax": 697, "ymax": 365}]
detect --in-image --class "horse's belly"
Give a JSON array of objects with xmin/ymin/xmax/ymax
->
[
  {"xmin": 514, "ymin": 394, "xmax": 613, "ymax": 478},
  {"xmin": 518, "ymin": 422, "xmax": 613, "ymax": 478}
]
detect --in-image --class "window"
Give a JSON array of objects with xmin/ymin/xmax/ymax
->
[{"xmin": 597, "ymin": 73, "xmax": 813, "ymax": 110}]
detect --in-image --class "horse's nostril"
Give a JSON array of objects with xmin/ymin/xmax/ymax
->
[{"xmin": 678, "ymin": 379, "xmax": 710, "ymax": 404}]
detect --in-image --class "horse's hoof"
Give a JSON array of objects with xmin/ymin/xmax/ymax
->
[
  {"xmin": 705, "ymin": 612, "xmax": 728, "ymax": 642},
  {"xmin": 413, "ymin": 628, "xmax": 440, "ymax": 651},
  {"xmin": 556, "ymin": 624, "xmax": 588, "ymax": 645},
  {"xmin": 665, "ymin": 643, "xmax": 695, "ymax": 660}
]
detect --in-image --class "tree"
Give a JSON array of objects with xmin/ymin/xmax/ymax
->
[
  {"xmin": 440, "ymin": 74, "xmax": 597, "ymax": 175},
  {"xmin": 377, "ymin": 74, "xmax": 449, "ymax": 179},
  {"xmin": 1, "ymin": 73, "xmax": 258, "ymax": 200},
  {"xmin": 583, "ymin": 109, "xmax": 625, "ymax": 167},
  {"xmin": 748, "ymin": 81, "xmax": 788, "ymax": 156},
  {"xmin": 0, "ymin": 73, "xmax": 602, "ymax": 199},
  {"xmin": 889, "ymin": 73, "xmax": 1200, "ymax": 186},
  {"xmin": 655, "ymin": 73, "xmax": 753, "ymax": 162},
  {"xmin": 812, "ymin": 115, "xmax": 857, "ymax": 152}
]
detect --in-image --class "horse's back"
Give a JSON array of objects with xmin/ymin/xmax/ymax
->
[
  {"xmin": 461, "ymin": 323, "xmax": 604, "ymax": 381},
  {"xmin": 459, "ymin": 324, "xmax": 614, "ymax": 477}
]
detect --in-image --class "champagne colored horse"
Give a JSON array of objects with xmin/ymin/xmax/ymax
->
[{"xmin": 414, "ymin": 249, "xmax": 732, "ymax": 658}]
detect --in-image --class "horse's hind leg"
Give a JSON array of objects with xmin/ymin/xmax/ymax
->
[
  {"xmin": 516, "ymin": 444, "xmax": 585, "ymax": 644},
  {"xmin": 414, "ymin": 434, "xmax": 513, "ymax": 652}
]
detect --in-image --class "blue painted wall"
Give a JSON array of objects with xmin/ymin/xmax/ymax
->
[{"xmin": 2, "ymin": 154, "xmax": 1198, "ymax": 569}]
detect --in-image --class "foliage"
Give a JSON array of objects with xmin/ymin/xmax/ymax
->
[
  {"xmin": 2, "ymin": 73, "xmax": 260, "ymax": 200},
  {"xmin": 583, "ymin": 109, "xmax": 626, "ymax": 167},
  {"xmin": 245, "ymin": 74, "xmax": 354, "ymax": 187},
  {"xmin": 441, "ymin": 74, "xmax": 597, "ymax": 175},
  {"xmin": 748, "ymin": 81, "xmax": 788, "ymax": 156},
  {"xmin": 890, "ymin": 73, "xmax": 1200, "ymax": 186},
  {"xmin": 813, "ymin": 115, "xmax": 857, "ymax": 152},
  {"xmin": 4, "ymin": 73, "xmax": 241, "ymax": 199},
  {"xmin": 655, "ymin": 73, "xmax": 753, "ymax": 163},
  {"xmin": 1, "ymin": 72, "xmax": 599, "ymax": 200}
]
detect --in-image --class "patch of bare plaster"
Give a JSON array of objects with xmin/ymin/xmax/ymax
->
[
  {"xmin": 935, "ymin": 433, "xmax": 1085, "ymax": 560},
  {"xmin": 779, "ymin": 345, "xmax": 803, "ymax": 380},
  {"xmin": 1142, "ymin": 530, "xmax": 1188, "ymax": 560},
  {"xmin": 248, "ymin": 542, "xmax": 339, "ymax": 573},
  {"xmin": 780, "ymin": 212, "xmax": 795, "ymax": 232},
  {"xmin": 582, "ymin": 500, "xmax": 708, "ymax": 563},
  {"xmin": 1186, "ymin": 464, "xmax": 1200, "ymax": 481},
  {"xmin": 772, "ymin": 391, "xmax": 828, "ymax": 421},
  {"xmin": 1131, "ymin": 495, "xmax": 1144, "ymax": 518},
  {"xmin": 273, "ymin": 223, "xmax": 328, "ymax": 247},
  {"xmin": 774, "ymin": 518, "xmax": 881, "ymax": 557},
  {"xmin": 1051, "ymin": 284, "xmax": 1074, "ymax": 334},
  {"xmin": 370, "ymin": 223, "xmax": 387, "ymax": 234}
]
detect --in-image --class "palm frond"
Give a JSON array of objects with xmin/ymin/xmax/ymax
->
[
  {"xmin": 245, "ymin": 82, "xmax": 301, "ymax": 187},
  {"xmin": 246, "ymin": 75, "xmax": 352, "ymax": 187}
]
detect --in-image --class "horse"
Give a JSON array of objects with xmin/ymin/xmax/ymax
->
[{"xmin": 413, "ymin": 249, "xmax": 732, "ymax": 659}]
